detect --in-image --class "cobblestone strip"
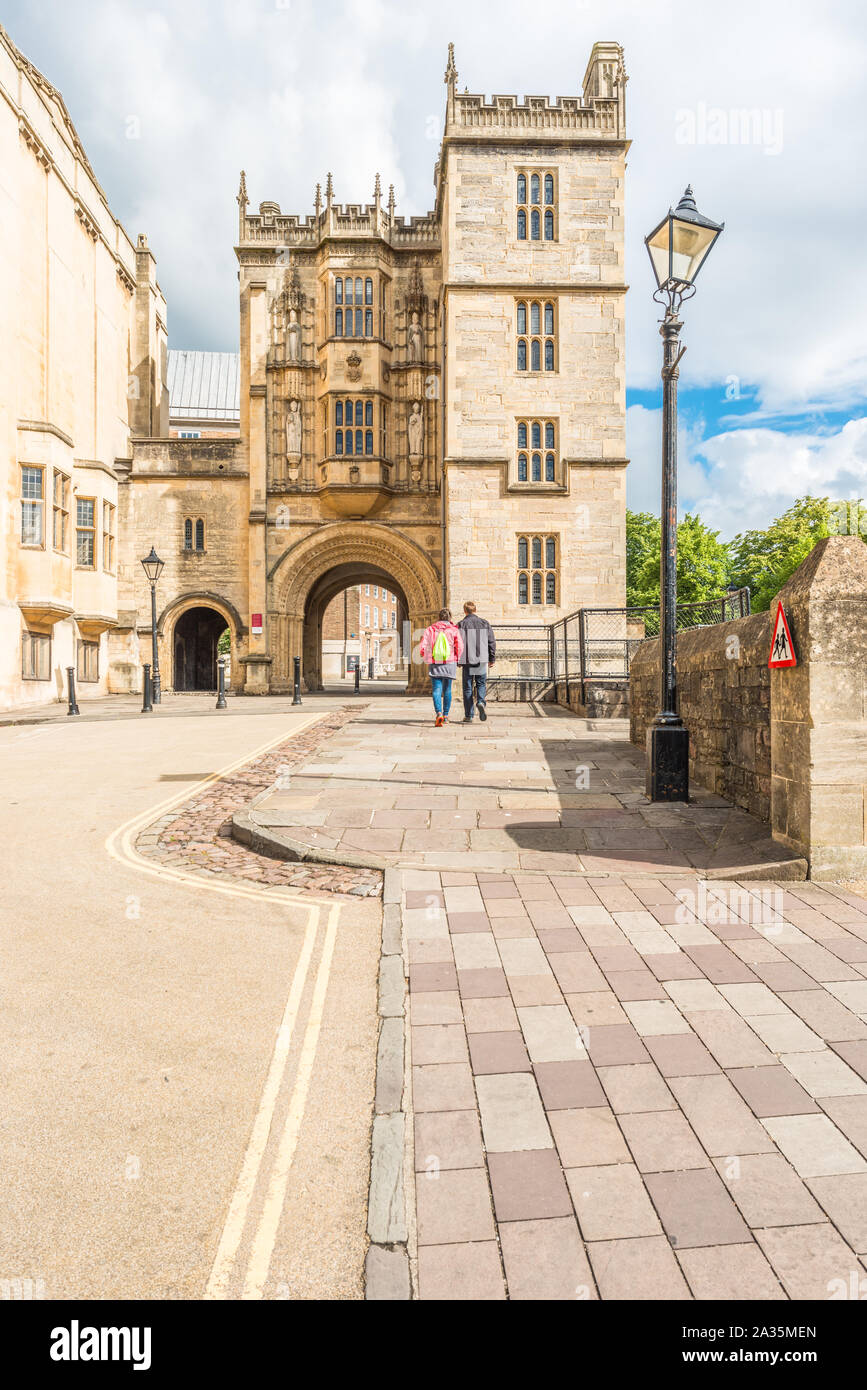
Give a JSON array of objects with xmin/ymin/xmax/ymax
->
[
  {"xmin": 365, "ymin": 867, "xmax": 412, "ymax": 1299},
  {"xmin": 135, "ymin": 705, "xmax": 382, "ymax": 900}
]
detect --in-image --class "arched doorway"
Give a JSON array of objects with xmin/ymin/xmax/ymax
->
[
  {"xmin": 308, "ymin": 568, "xmax": 410, "ymax": 690},
  {"xmin": 269, "ymin": 522, "xmax": 442, "ymax": 694},
  {"xmin": 173, "ymin": 606, "xmax": 229, "ymax": 691}
]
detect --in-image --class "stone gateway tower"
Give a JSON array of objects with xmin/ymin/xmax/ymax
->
[{"xmin": 122, "ymin": 42, "xmax": 628, "ymax": 696}]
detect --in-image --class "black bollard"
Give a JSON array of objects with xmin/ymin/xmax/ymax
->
[
  {"xmin": 216, "ymin": 658, "xmax": 227, "ymax": 710},
  {"xmin": 354, "ymin": 663, "xmax": 361, "ymax": 695},
  {"xmin": 368, "ymin": 657, "xmax": 375, "ymax": 680},
  {"xmin": 66, "ymin": 666, "xmax": 81, "ymax": 716},
  {"xmin": 292, "ymin": 656, "xmax": 302, "ymax": 706},
  {"xmin": 141, "ymin": 663, "xmax": 153, "ymax": 714}
]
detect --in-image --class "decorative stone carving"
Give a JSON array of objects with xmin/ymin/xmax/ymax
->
[
  {"xmin": 347, "ymin": 351, "xmax": 362, "ymax": 383},
  {"xmin": 286, "ymin": 399, "xmax": 302, "ymax": 481},
  {"xmin": 408, "ymin": 311, "xmax": 424, "ymax": 363},
  {"xmin": 408, "ymin": 401, "xmax": 424, "ymax": 459},
  {"xmin": 287, "ymin": 309, "xmax": 301, "ymax": 363}
]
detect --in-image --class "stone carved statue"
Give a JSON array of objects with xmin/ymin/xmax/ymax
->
[
  {"xmin": 287, "ymin": 308, "xmax": 301, "ymax": 363},
  {"xmin": 286, "ymin": 399, "xmax": 302, "ymax": 457},
  {"xmin": 408, "ymin": 401, "xmax": 424, "ymax": 458},
  {"xmin": 408, "ymin": 311, "xmax": 424, "ymax": 363}
]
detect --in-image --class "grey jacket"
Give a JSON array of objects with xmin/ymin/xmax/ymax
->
[{"xmin": 457, "ymin": 615, "xmax": 496, "ymax": 673}]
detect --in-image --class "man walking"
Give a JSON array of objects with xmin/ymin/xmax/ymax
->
[{"xmin": 457, "ymin": 602, "xmax": 496, "ymax": 723}]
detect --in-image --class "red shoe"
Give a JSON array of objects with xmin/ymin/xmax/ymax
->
[{"xmin": 435, "ymin": 714, "xmax": 444, "ymax": 727}]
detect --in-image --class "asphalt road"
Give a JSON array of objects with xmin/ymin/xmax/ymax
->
[{"xmin": 0, "ymin": 696, "xmax": 381, "ymax": 1300}]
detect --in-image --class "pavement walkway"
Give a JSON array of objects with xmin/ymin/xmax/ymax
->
[
  {"xmin": 244, "ymin": 698, "xmax": 805, "ymax": 880},
  {"xmin": 272, "ymin": 696, "xmax": 866, "ymax": 1301}
]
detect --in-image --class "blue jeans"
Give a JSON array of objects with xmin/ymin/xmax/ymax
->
[
  {"xmin": 431, "ymin": 676, "xmax": 453, "ymax": 716},
  {"xmin": 462, "ymin": 669, "xmax": 487, "ymax": 718}
]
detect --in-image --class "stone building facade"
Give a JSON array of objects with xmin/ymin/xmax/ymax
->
[
  {"xmin": 0, "ymin": 23, "xmax": 166, "ymax": 711},
  {"xmin": 123, "ymin": 40, "xmax": 628, "ymax": 696},
  {"xmin": 3, "ymin": 33, "xmax": 628, "ymax": 706}
]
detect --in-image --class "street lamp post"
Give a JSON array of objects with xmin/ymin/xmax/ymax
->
[
  {"xmin": 644, "ymin": 187, "xmax": 723, "ymax": 802},
  {"xmin": 140, "ymin": 547, "xmax": 165, "ymax": 706}
]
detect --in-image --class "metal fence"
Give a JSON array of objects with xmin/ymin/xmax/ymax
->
[
  {"xmin": 489, "ymin": 588, "xmax": 751, "ymax": 703},
  {"xmin": 485, "ymin": 624, "xmax": 554, "ymax": 687}
]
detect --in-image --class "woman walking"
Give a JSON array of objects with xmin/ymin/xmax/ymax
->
[{"xmin": 420, "ymin": 609, "xmax": 464, "ymax": 726}]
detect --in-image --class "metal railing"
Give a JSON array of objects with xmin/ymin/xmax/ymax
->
[
  {"xmin": 489, "ymin": 588, "xmax": 751, "ymax": 704},
  {"xmin": 485, "ymin": 624, "xmax": 554, "ymax": 687}
]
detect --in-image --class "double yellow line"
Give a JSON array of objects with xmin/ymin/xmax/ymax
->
[{"xmin": 104, "ymin": 714, "xmax": 344, "ymax": 1299}]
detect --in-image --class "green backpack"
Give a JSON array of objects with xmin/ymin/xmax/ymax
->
[{"xmin": 432, "ymin": 629, "xmax": 450, "ymax": 662}]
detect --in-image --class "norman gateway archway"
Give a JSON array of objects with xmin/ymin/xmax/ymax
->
[
  {"xmin": 269, "ymin": 523, "xmax": 442, "ymax": 694},
  {"xmin": 120, "ymin": 46, "xmax": 627, "ymax": 702}
]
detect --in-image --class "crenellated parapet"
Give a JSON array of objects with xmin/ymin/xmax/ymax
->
[
  {"xmin": 441, "ymin": 39, "xmax": 627, "ymax": 148},
  {"xmin": 238, "ymin": 179, "xmax": 440, "ymax": 251}
]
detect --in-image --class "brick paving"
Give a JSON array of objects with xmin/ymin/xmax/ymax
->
[
  {"xmin": 249, "ymin": 699, "xmax": 804, "ymax": 876},
  {"xmin": 134, "ymin": 705, "xmax": 382, "ymax": 899},
  {"xmin": 403, "ymin": 871, "xmax": 867, "ymax": 1300}
]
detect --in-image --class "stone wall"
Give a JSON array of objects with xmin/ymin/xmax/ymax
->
[
  {"xmin": 630, "ymin": 612, "xmax": 772, "ymax": 822},
  {"xmin": 629, "ymin": 537, "xmax": 867, "ymax": 879}
]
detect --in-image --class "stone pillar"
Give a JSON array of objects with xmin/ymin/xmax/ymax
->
[
  {"xmin": 242, "ymin": 282, "xmax": 271, "ymax": 694},
  {"xmin": 771, "ymin": 535, "xmax": 867, "ymax": 878}
]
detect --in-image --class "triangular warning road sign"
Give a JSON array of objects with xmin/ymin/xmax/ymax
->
[{"xmin": 769, "ymin": 602, "xmax": 797, "ymax": 668}]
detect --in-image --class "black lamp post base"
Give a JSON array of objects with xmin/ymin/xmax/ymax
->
[{"xmin": 646, "ymin": 723, "xmax": 690, "ymax": 802}]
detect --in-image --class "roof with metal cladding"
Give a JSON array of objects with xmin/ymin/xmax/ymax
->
[{"xmin": 167, "ymin": 350, "xmax": 240, "ymax": 421}]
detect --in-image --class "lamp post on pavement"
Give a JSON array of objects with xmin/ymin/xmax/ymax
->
[
  {"xmin": 140, "ymin": 547, "xmax": 165, "ymax": 705},
  {"xmin": 644, "ymin": 186, "xmax": 724, "ymax": 802}
]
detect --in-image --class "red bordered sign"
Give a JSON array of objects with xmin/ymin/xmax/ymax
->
[{"xmin": 768, "ymin": 602, "xmax": 797, "ymax": 668}]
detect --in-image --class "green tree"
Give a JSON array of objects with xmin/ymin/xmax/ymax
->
[
  {"xmin": 627, "ymin": 510, "xmax": 731, "ymax": 608},
  {"xmin": 727, "ymin": 496, "xmax": 857, "ymax": 612},
  {"xmin": 625, "ymin": 510, "xmax": 660, "ymax": 606}
]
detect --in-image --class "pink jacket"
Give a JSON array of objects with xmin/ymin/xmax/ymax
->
[{"xmin": 420, "ymin": 621, "xmax": 464, "ymax": 667}]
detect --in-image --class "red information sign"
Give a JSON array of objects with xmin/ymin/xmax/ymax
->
[
  {"xmin": 768, "ymin": 602, "xmax": 797, "ymax": 668},
  {"xmin": 251, "ymin": 613, "xmax": 263, "ymax": 635}
]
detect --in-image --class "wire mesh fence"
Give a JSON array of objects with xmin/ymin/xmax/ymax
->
[{"xmin": 490, "ymin": 588, "xmax": 751, "ymax": 701}]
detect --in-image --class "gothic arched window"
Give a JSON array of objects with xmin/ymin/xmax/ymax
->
[
  {"xmin": 532, "ymin": 453, "xmax": 542, "ymax": 482},
  {"xmin": 365, "ymin": 278, "xmax": 373, "ymax": 305},
  {"xmin": 518, "ymin": 454, "xmax": 528, "ymax": 482},
  {"xmin": 545, "ymin": 340, "xmax": 554, "ymax": 372},
  {"xmin": 516, "ymin": 534, "xmax": 558, "ymax": 606},
  {"xmin": 531, "ymin": 422, "xmax": 541, "ymax": 448},
  {"xmin": 545, "ymin": 453, "xmax": 555, "ymax": 482},
  {"xmin": 516, "ymin": 169, "xmax": 557, "ymax": 244},
  {"xmin": 184, "ymin": 518, "xmax": 193, "ymax": 550},
  {"xmin": 531, "ymin": 340, "xmax": 541, "ymax": 372}
]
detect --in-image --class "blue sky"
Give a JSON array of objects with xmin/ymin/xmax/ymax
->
[{"xmin": 5, "ymin": 0, "xmax": 867, "ymax": 539}]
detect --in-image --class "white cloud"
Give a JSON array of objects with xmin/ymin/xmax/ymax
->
[
  {"xmin": 5, "ymin": 0, "xmax": 867, "ymax": 422},
  {"xmin": 628, "ymin": 406, "xmax": 867, "ymax": 539}
]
